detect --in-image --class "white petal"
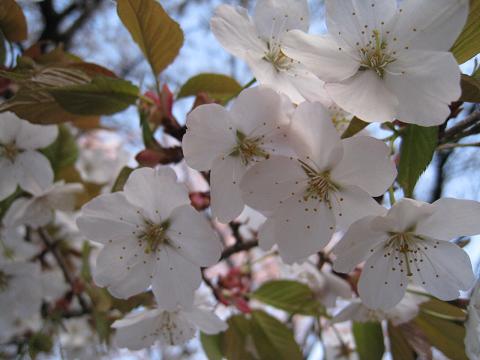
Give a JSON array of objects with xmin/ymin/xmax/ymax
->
[
  {"xmin": 358, "ymin": 247, "xmax": 408, "ymax": 310},
  {"xmin": 385, "ymin": 50, "xmax": 461, "ymax": 126},
  {"xmin": 15, "ymin": 151, "xmax": 54, "ymax": 195},
  {"xmin": 0, "ymin": 112, "xmax": 22, "ymax": 144},
  {"xmin": 389, "ymin": 0, "xmax": 469, "ymax": 52},
  {"xmin": 326, "ymin": 70, "xmax": 398, "ymax": 123},
  {"xmin": 13, "ymin": 197, "xmax": 53, "ymax": 228},
  {"xmin": 286, "ymin": 68, "xmax": 331, "ymax": 105},
  {"xmin": 332, "ymin": 300, "xmax": 371, "ymax": 323},
  {"xmin": 93, "ymin": 240, "xmax": 153, "ymax": 299},
  {"xmin": 331, "ymin": 136, "xmax": 397, "ymax": 196},
  {"xmin": 282, "ymin": 31, "xmax": 359, "ymax": 82},
  {"xmin": 411, "ymin": 239, "xmax": 474, "ymax": 300},
  {"xmin": 183, "ymin": 104, "xmax": 236, "ymax": 171},
  {"xmin": 332, "ymin": 185, "xmax": 386, "ymax": 230},
  {"xmin": 211, "ymin": 4, "xmax": 266, "ymax": 59},
  {"xmin": 230, "ymin": 87, "xmax": 290, "ymax": 137},
  {"xmin": 290, "ymin": 101, "xmax": 343, "ymax": 170},
  {"xmin": 210, "ymin": 156, "xmax": 246, "ymax": 224},
  {"xmin": 240, "ymin": 155, "xmax": 306, "ymax": 212},
  {"xmin": 187, "ymin": 308, "xmax": 228, "ymax": 334},
  {"xmin": 333, "ymin": 216, "xmax": 387, "ymax": 273},
  {"xmin": 254, "ymin": 0, "xmax": 309, "ymax": 40},
  {"xmin": 123, "ymin": 167, "xmax": 190, "ymax": 222},
  {"xmin": 326, "ymin": 0, "xmax": 397, "ymax": 47},
  {"xmin": 260, "ymin": 194, "xmax": 335, "ymax": 264},
  {"xmin": 152, "ymin": 247, "xmax": 201, "ymax": 311},
  {"xmin": 77, "ymin": 192, "xmax": 143, "ymax": 243},
  {"xmin": 416, "ymin": 198, "xmax": 480, "ymax": 240},
  {"xmin": 113, "ymin": 309, "xmax": 162, "ymax": 350},
  {"xmin": 0, "ymin": 159, "xmax": 18, "ymax": 201},
  {"xmin": 16, "ymin": 122, "xmax": 58, "ymax": 150},
  {"xmin": 44, "ymin": 182, "xmax": 83, "ymax": 212},
  {"xmin": 380, "ymin": 198, "xmax": 434, "ymax": 233},
  {"xmin": 168, "ymin": 205, "xmax": 222, "ymax": 267}
]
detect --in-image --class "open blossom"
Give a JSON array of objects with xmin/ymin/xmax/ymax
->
[
  {"xmin": 240, "ymin": 101, "xmax": 396, "ymax": 263},
  {"xmin": 182, "ymin": 87, "xmax": 293, "ymax": 223},
  {"xmin": 112, "ymin": 304, "xmax": 227, "ymax": 350},
  {"xmin": 77, "ymin": 167, "xmax": 222, "ymax": 310},
  {"xmin": 333, "ymin": 198, "xmax": 480, "ymax": 310},
  {"xmin": 0, "ymin": 112, "xmax": 58, "ymax": 201},
  {"xmin": 282, "ymin": 0, "xmax": 469, "ymax": 125},
  {"xmin": 466, "ymin": 281, "xmax": 480, "ymax": 360},
  {"xmin": 211, "ymin": 0, "xmax": 328, "ymax": 104}
]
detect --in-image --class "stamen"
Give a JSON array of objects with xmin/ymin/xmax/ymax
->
[
  {"xmin": 0, "ymin": 270, "xmax": 11, "ymax": 292},
  {"xmin": 139, "ymin": 219, "xmax": 170, "ymax": 254},
  {"xmin": 230, "ymin": 130, "xmax": 269, "ymax": 166},
  {"xmin": 358, "ymin": 29, "xmax": 396, "ymax": 78},
  {"xmin": 299, "ymin": 160, "xmax": 339, "ymax": 205},
  {"xmin": 1, "ymin": 143, "xmax": 19, "ymax": 162}
]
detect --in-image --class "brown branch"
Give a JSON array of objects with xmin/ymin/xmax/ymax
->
[
  {"xmin": 220, "ymin": 240, "xmax": 259, "ymax": 261},
  {"xmin": 441, "ymin": 110, "xmax": 480, "ymax": 143}
]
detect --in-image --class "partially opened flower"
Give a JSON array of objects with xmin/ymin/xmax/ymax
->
[
  {"xmin": 466, "ymin": 281, "xmax": 480, "ymax": 360},
  {"xmin": 182, "ymin": 87, "xmax": 293, "ymax": 223},
  {"xmin": 333, "ymin": 198, "xmax": 480, "ymax": 310},
  {"xmin": 77, "ymin": 167, "xmax": 222, "ymax": 310},
  {"xmin": 282, "ymin": 0, "xmax": 469, "ymax": 125},
  {"xmin": 240, "ymin": 101, "xmax": 396, "ymax": 263},
  {"xmin": 211, "ymin": 0, "xmax": 329, "ymax": 104},
  {"xmin": 0, "ymin": 112, "xmax": 58, "ymax": 200},
  {"xmin": 112, "ymin": 303, "xmax": 227, "ymax": 350}
]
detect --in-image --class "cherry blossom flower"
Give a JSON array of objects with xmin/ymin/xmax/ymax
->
[
  {"xmin": 466, "ymin": 281, "xmax": 480, "ymax": 360},
  {"xmin": 76, "ymin": 167, "xmax": 222, "ymax": 310},
  {"xmin": 76, "ymin": 147, "xmax": 130, "ymax": 185},
  {"xmin": 112, "ymin": 304, "xmax": 227, "ymax": 350},
  {"xmin": 282, "ymin": 0, "xmax": 469, "ymax": 125},
  {"xmin": 0, "ymin": 261, "xmax": 43, "ymax": 342},
  {"xmin": 210, "ymin": 0, "xmax": 329, "ymax": 104},
  {"xmin": 332, "ymin": 291, "xmax": 428, "ymax": 326},
  {"xmin": 240, "ymin": 101, "xmax": 396, "ymax": 263},
  {"xmin": 333, "ymin": 198, "xmax": 480, "ymax": 310},
  {"xmin": 182, "ymin": 87, "xmax": 293, "ymax": 223},
  {"xmin": 0, "ymin": 112, "xmax": 58, "ymax": 201}
]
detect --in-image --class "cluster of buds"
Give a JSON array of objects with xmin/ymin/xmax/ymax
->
[{"xmin": 217, "ymin": 267, "xmax": 252, "ymax": 314}]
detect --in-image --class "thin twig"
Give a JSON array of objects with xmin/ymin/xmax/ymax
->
[{"xmin": 220, "ymin": 240, "xmax": 259, "ymax": 261}]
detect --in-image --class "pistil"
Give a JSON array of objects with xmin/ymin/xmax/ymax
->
[
  {"xmin": 359, "ymin": 30, "xmax": 395, "ymax": 78},
  {"xmin": 230, "ymin": 130, "xmax": 269, "ymax": 166},
  {"xmin": 139, "ymin": 220, "xmax": 170, "ymax": 254}
]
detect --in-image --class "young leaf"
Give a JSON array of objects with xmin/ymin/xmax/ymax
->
[
  {"xmin": 388, "ymin": 322, "xmax": 415, "ymax": 360},
  {"xmin": 460, "ymin": 74, "xmax": 480, "ymax": 103},
  {"xmin": 49, "ymin": 76, "xmax": 139, "ymax": 116},
  {"xmin": 250, "ymin": 310, "xmax": 303, "ymax": 360},
  {"xmin": 341, "ymin": 117, "xmax": 370, "ymax": 139},
  {"xmin": 352, "ymin": 322, "xmax": 385, "ymax": 360},
  {"xmin": 398, "ymin": 125, "xmax": 438, "ymax": 198},
  {"xmin": 251, "ymin": 280, "xmax": 325, "ymax": 316},
  {"xmin": 451, "ymin": 0, "xmax": 480, "ymax": 64},
  {"xmin": 117, "ymin": 0, "xmax": 184, "ymax": 76},
  {"xmin": 41, "ymin": 125, "xmax": 78, "ymax": 173},
  {"xmin": 222, "ymin": 315, "xmax": 256, "ymax": 360},
  {"xmin": 200, "ymin": 333, "xmax": 223, "ymax": 360},
  {"xmin": 177, "ymin": 73, "xmax": 242, "ymax": 101},
  {"xmin": 0, "ymin": 0, "xmax": 27, "ymax": 42}
]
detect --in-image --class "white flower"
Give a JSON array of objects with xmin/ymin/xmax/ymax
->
[
  {"xmin": 0, "ymin": 112, "xmax": 58, "ymax": 200},
  {"xmin": 7, "ymin": 180, "xmax": 83, "ymax": 228},
  {"xmin": 76, "ymin": 147, "xmax": 129, "ymax": 185},
  {"xmin": 333, "ymin": 198, "xmax": 480, "ymax": 310},
  {"xmin": 0, "ymin": 261, "xmax": 43, "ymax": 342},
  {"xmin": 332, "ymin": 291, "xmax": 428, "ymax": 326},
  {"xmin": 1, "ymin": 206, "xmax": 39, "ymax": 261},
  {"xmin": 466, "ymin": 281, "xmax": 480, "ymax": 360},
  {"xmin": 112, "ymin": 304, "xmax": 227, "ymax": 350},
  {"xmin": 76, "ymin": 167, "xmax": 222, "ymax": 310},
  {"xmin": 182, "ymin": 87, "xmax": 293, "ymax": 223},
  {"xmin": 240, "ymin": 101, "xmax": 396, "ymax": 263},
  {"xmin": 210, "ymin": 0, "xmax": 329, "ymax": 104},
  {"xmin": 282, "ymin": 0, "xmax": 469, "ymax": 125}
]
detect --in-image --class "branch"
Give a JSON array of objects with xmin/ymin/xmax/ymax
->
[
  {"xmin": 220, "ymin": 240, "xmax": 259, "ymax": 261},
  {"xmin": 441, "ymin": 110, "xmax": 480, "ymax": 143}
]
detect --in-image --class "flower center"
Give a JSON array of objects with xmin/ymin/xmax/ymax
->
[
  {"xmin": 300, "ymin": 160, "xmax": 339, "ymax": 204},
  {"xmin": 0, "ymin": 270, "xmax": 11, "ymax": 292},
  {"xmin": 263, "ymin": 44, "xmax": 294, "ymax": 72},
  {"xmin": 359, "ymin": 30, "xmax": 396, "ymax": 78},
  {"xmin": 230, "ymin": 130, "xmax": 269, "ymax": 166},
  {"xmin": 139, "ymin": 220, "xmax": 170, "ymax": 254},
  {"xmin": 386, "ymin": 232, "xmax": 426, "ymax": 277},
  {"xmin": 1, "ymin": 142, "xmax": 19, "ymax": 162}
]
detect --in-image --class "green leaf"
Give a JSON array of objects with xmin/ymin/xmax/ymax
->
[
  {"xmin": 28, "ymin": 332, "xmax": 53, "ymax": 359},
  {"xmin": 341, "ymin": 117, "xmax": 370, "ymax": 139},
  {"xmin": 414, "ymin": 312, "xmax": 468, "ymax": 360},
  {"xmin": 111, "ymin": 167, "xmax": 134, "ymax": 192},
  {"xmin": 251, "ymin": 280, "xmax": 325, "ymax": 316},
  {"xmin": 352, "ymin": 322, "xmax": 385, "ymax": 360},
  {"xmin": 251, "ymin": 310, "xmax": 303, "ymax": 360},
  {"xmin": 460, "ymin": 74, "xmax": 480, "ymax": 103},
  {"xmin": 41, "ymin": 125, "xmax": 78, "ymax": 173},
  {"xmin": 398, "ymin": 125, "xmax": 438, "ymax": 197},
  {"xmin": 49, "ymin": 76, "xmax": 139, "ymax": 116},
  {"xmin": 0, "ymin": 0, "xmax": 27, "ymax": 42},
  {"xmin": 388, "ymin": 322, "xmax": 415, "ymax": 360},
  {"xmin": 200, "ymin": 333, "xmax": 223, "ymax": 360},
  {"xmin": 177, "ymin": 73, "xmax": 242, "ymax": 100},
  {"xmin": 117, "ymin": 0, "xmax": 184, "ymax": 76},
  {"xmin": 222, "ymin": 315, "xmax": 256, "ymax": 360},
  {"xmin": 0, "ymin": 31, "xmax": 6, "ymax": 66},
  {"xmin": 451, "ymin": 0, "xmax": 480, "ymax": 64},
  {"xmin": 420, "ymin": 299, "xmax": 467, "ymax": 321}
]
